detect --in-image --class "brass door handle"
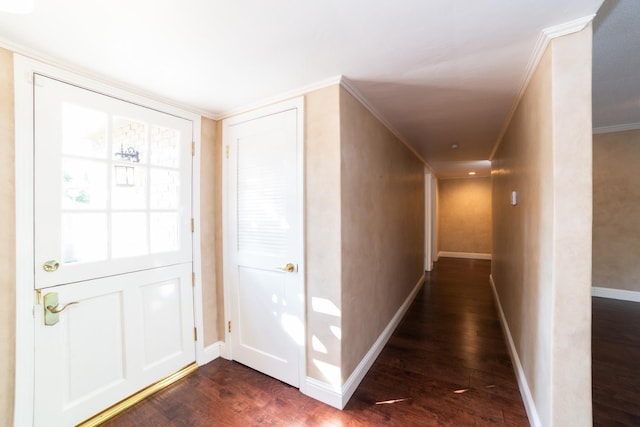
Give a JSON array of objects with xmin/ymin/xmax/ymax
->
[
  {"xmin": 43, "ymin": 260, "xmax": 60, "ymax": 272},
  {"xmin": 46, "ymin": 302, "xmax": 79, "ymax": 314},
  {"xmin": 277, "ymin": 263, "xmax": 296, "ymax": 273}
]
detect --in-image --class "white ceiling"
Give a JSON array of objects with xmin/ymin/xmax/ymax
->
[{"xmin": 0, "ymin": 0, "xmax": 616, "ymax": 178}]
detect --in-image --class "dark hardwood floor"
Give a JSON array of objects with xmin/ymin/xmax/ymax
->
[
  {"xmin": 592, "ymin": 296, "xmax": 640, "ymax": 426},
  {"xmin": 102, "ymin": 258, "xmax": 529, "ymax": 426}
]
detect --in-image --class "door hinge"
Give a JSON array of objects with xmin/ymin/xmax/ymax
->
[
  {"xmin": 35, "ymin": 289, "xmax": 42, "ymax": 305},
  {"xmin": 192, "ymin": 272, "xmax": 196, "ymax": 287},
  {"xmin": 228, "ymin": 321, "xmax": 232, "ymax": 333},
  {"xmin": 191, "ymin": 218, "xmax": 195, "ymax": 232},
  {"xmin": 192, "ymin": 141, "xmax": 195, "ymax": 157},
  {"xmin": 225, "ymin": 145, "xmax": 229, "ymax": 159},
  {"xmin": 194, "ymin": 327, "xmax": 198, "ymax": 341}
]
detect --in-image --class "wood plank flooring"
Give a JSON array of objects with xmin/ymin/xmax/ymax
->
[
  {"xmin": 592, "ymin": 296, "xmax": 640, "ymax": 426},
  {"xmin": 101, "ymin": 258, "xmax": 529, "ymax": 426}
]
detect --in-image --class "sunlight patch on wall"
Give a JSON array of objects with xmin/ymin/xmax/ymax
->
[
  {"xmin": 312, "ymin": 359, "xmax": 341, "ymax": 389},
  {"xmin": 311, "ymin": 297, "xmax": 341, "ymax": 317}
]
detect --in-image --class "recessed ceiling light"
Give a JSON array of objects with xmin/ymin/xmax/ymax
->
[
  {"xmin": 451, "ymin": 143, "xmax": 459, "ymax": 149},
  {"xmin": 468, "ymin": 171, "xmax": 476, "ymax": 176}
]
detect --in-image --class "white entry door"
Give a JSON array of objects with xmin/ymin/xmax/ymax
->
[
  {"xmin": 223, "ymin": 98, "xmax": 304, "ymax": 387},
  {"xmin": 32, "ymin": 75, "xmax": 196, "ymax": 426}
]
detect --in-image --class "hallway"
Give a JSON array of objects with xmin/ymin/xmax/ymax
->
[{"xmin": 101, "ymin": 258, "xmax": 528, "ymax": 426}]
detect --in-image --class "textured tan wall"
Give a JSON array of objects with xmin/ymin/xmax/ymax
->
[
  {"xmin": 200, "ymin": 117, "xmax": 222, "ymax": 345},
  {"xmin": 593, "ymin": 129, "xmax": 640, "ymax": 292},
  {"xmin": 437, "ymin": 177, "xmax": 492, "ymax": 254},
  {"xmin": 339, "ymin": 87, "xmax": 425, "ymax": 380},
  {"xmin": 215, "ymin": 120, "xmax": 224, "ymax": 340},
  {"xmin": 548, "ymin": 29, "xmax": 593, "ymax": 426},
  {"xmin": 304, "ymin": 86, "xmax": 342, "ymax": 383},
  {"xmin": 491, "ymin": 27, "xmax": 592, "ymax": 427},
  {"xmin": 0, "ymin": 47, "xmax": 15, "ymax": 427}
]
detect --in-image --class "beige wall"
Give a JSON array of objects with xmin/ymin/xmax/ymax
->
[
  {"xmin": 200, "ymin": 117, "xmax": 223, "ymax": 344},
  {"xmin": 305, "ymin": 86, "xmax": 343, "ymax": 382},
  {"xmin": 303, "ymin": 85, "xmax": 425, "ymax": 385},
  {"xmin": 340, "ymin": 87, "xmax": 425, "ymax": 379},
  {"xmin": 593, "ymin": 129, "xmax": 640, "ymax": 292},
  {"xmin": 0, "ymin": 47, "xmax": 15, "ymax": 427},
  {"xmin": 491, "ymin": 27, "xmax": 593, "ymax": 427},
  {"xmin": 437, "ymin": 177, "xmax": 491, "ymax": 254}
]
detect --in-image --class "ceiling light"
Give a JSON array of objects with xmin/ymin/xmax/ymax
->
[
  {"xmin": 468, "ymin": 171, "xmax": 476, "ymax": 176},
  {"xmin": 0, "ymin": 0, "xmax": 33, "ymax": 13},
  {"xmin": 451, "ymin": 143, "xmax": 459, "ymax": 149}
]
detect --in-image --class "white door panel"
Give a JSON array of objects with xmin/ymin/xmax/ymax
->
[
  {"xmin": 34, "ymin": 74, "xmax": 192, "ymax": 289},
  {"xmin": 34, "ymin": 264, "xmax": 194, "ymax": 426},
  {"xmin": 225, "ymin": 101, "xmax": 304, "ymax": 388}
]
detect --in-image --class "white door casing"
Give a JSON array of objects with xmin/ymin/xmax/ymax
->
[
  {"xmin": 222, "ymin": 98, "xmax": 305, "ymax": 388},
  {"xmin": 13, "ymin": 56, "xmax": 205, "ymax": 427},
  {"xmin": 424, "ymin": 171, "xmax": 433, "ymax": 272}
]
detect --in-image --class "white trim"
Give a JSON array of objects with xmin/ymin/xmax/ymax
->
[
  {"xmin": 490, "ymin": 15, "xmax": 596, "ymax": 160},
  {"xmin": 490, "ymin": 275, "xmax": 542, "ymax": 427},
  {"xmin": 191, "ymin": 117, "xmax": 207, "ymax": 368},
  {"xmin": 438, "ymin": 251, "xmax": 492, "ymax": 260},
  {"xmin": 592, "ymin": 286, "xmax": 640, "ymax": 303},
  {"xmin": 13, "ymin": 54, "xmax": 36, "ymax": 427},
  {"xmin": 303, "ymin": 378, "xmax": 343, "ymax": 409},
  {"xmin": 218, "ymin": 76, "xmax": 340, "ymax": 120},
  {"xmin": 593, "ymin": 122, "xmax": 640, "ymax": 134},
  {"xmin": 200, "ymin": 341, "xmax": 226, "ymax": 365},
  {"xmin": 221, "ymin": 97, "xmax": 307, "ymax": 389},
  {"xmin": 339, "ymin": 77, "xmax": 434, "ymax": 174},
  {"xmin": 303, "ymin": 273, "xmax": 425, "ymax": 409},
  {"xmin": 542, "ymin": 15, "xmax": 595, "ymax": 40},
  {"xmin": 424, "ymin": 171, "xmax": 433, "ymax": 272},
  {"xmin": 13, "ymin": 54, "xmax": 204, "ymax": 427}
]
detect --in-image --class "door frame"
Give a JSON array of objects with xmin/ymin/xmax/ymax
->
[
  {"xmin": 424, "ymin": 170, "xmax": 434, "ymax": 272},
  {"xmin": 13, "ymin": 55, "xmax": 206, "ymax": 426},
  {"xmin": 221, "ymin": 97, "xmax": 306, "ymax": 393}
]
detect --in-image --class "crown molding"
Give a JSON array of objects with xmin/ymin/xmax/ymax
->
[
  {"xmin": 339, "ymin": 76, "xmax": 434, "ymax": 173},
  {"xmin": 216, "ymin": 75, "xmax": 343, "ymax": 120},
  {"xmin": 490, "ymin": 14, "xmax": 596, "ymax": 160},
  {"xmin": 542, "ymin": 14, "xmax": 596, "ymax": 40},
  {"xmin": 593, "ymin": 122, "xmax": 640, "ymax": 134}
]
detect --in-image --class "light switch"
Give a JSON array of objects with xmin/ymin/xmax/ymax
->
[{"xmin": 511, "ymin": 191, "xmax": 518, "ymax": 206}]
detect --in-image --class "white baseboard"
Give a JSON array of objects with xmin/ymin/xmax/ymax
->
[
  {"xmin": 303, "ymin": 273, "xmax": 426, "ymax": 409},
  {"xmin": 489, "ymin": 275, "xmax": 541, "ymax": 427},
  {"xmin": 438, "ymin": 251, "xmax": 492, "ymax": 260},
  {"xmin": 200, "ymin": 341, "xmax": 225, "ymax": 365},
  {"xmin": 303, "ymin": 377, "xmax": 343, "ymax": 409},
  {"xmin": 592, "ymin": 286, "xmax": 640, "ymax": 302}
]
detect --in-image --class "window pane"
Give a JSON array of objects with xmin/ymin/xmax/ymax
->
[
  {"xmin": 150, "ymin": 213, "xmax": 179, "ymax": 253},
  {"xmin": 113, "ymin": 117, "xmax": 147, "ymax": 164},
  {"xmin": 112, "ymin": 166, "xmax": 147, "ymax": 210},
  {"xmin": 62, "ymin": 103, "xmax": 108, "ymax": 159},
  {"xmin": 150, "ymin": 125, "xmax": 180, "ymax": 168},
  {"xmin": 62, "ymin": 158, "xmax": 107, "ymax": 210},
  {"xmin": 112, "ymin": 213, "xmax": 148, "ymax": 258},
  {"xmin": 61, "ymin": 213, "xmax": 108, "ymax": 264},
  {"xmin": 150, "ymin": 169, "xmax": 180, "ymax": 210}
]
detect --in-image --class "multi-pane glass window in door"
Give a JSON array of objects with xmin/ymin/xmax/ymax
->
[{"xmin": 59, "ymin": 105, "xmax": 183, "ymax": 263}]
